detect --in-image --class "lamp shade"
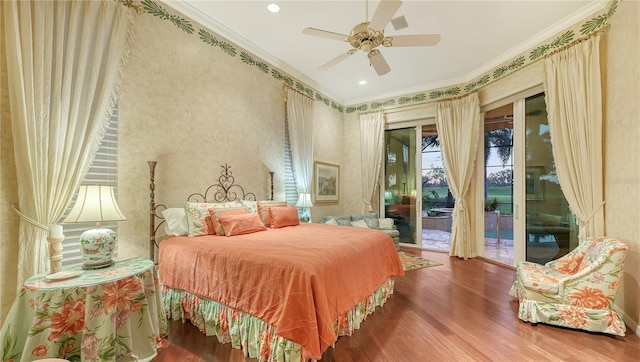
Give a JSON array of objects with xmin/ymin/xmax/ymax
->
[
  {"xmin": 63, "ymin": 185, "xmax": 127, "ymax": 223},
  {"xmin": 295, "ymin": 193, "xmax": 313, "ymax": 208}
]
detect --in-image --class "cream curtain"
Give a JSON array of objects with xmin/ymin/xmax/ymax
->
[
  {"xmin": 544, "ymin": 35, "xmax": 604, "ymax": 238},
  {"xmin": 359, "ymin": 112, "xmax": 385, "ymax": 212},
  {"xmin": 435, "ymin": 93, "xmax": 481, "ymax": 258},
  {"xmin": 4, "ymin": 0, "xmax": 135, "ymax": 285},
  {"xmin": 286, "ymin": 89, "xmax": 315, "ymax": 196}
]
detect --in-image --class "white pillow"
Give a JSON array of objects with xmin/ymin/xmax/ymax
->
[
  {"xmin": 162, "ymin": 208, "xmax": 188, "ymax": 236},
  {"xmin": 325, "ymin": 218, "xmax": 338, "ymax": 225},
  {"xmin": 378, "ymin": 218, "xmax": 394, "ymax": 230},
  {"xmin": 351, "ymin": 219, "xmax": 369, "ymax": 228},
  {"xmin": 184, "ymin": 201, "xmax": 242, "ymax": 236},
  {"xmin": 240, "ymin": 199, "xmax": 258, "ymax": 213}
]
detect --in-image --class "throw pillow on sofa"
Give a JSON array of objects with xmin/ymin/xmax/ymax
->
[
  {"xmin": 351, "ymin": 219, "xmax": 369, "ymax": 228},
  {"xmin": 378, "ymin": 218, "xmax": 394, "ymax": 230},
  {"xmin": 351, "ymin": 213, "xmax": 380, "ymax": 229},
  {"xmin": 325, "ymin": 215, "xmax": 352, "ymax": 226}
]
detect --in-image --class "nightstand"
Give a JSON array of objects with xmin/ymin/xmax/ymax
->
[{"xmin": 0, "ymin": 258, "xmax": 167, "ymax": 361}]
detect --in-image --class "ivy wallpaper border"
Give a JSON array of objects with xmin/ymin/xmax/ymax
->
[
  {"xmin": 134, "ymin": 0, "xmax": 618, "ymax": 115},
  {"xmin": 138, "ymin": 0, "xmax": 344, "ymax": 113},
  {"xmin": 346, "ymin": 0, "xmax": 619, "ymax": 114}
]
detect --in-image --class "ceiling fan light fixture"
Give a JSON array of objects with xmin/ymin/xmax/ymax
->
[
  {"xmin": 361, "ymin": 40, "xmax": 372, "ymax": 52},
  {"xmin": 302, "ymin": 0, "xmax": 440, "ymax": 75}
]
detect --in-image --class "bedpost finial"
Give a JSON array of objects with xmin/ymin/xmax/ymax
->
[{"xmin": 148, "ymin": 161, "xmax": 157, "ymax": 173}]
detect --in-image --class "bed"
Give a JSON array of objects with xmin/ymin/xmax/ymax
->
[{"xmin": 148, "ymin": 162, "xmax": 404, "ymax": 361}]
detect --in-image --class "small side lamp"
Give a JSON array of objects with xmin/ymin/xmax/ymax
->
[
  {"xmin": 296, "ymin": 193, "xmax": 313, "ymax": 223},
  {"xmin": 63, "ymin": 185, "xmax": 127, "ymax": 269}
]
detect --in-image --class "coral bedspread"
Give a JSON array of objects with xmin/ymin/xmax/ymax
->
[{"xmin": 159, "ymin": 223, "xmax": 404, "ymax": 359}]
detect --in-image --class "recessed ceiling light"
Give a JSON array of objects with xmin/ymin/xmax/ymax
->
[
  {"xmin": 359, "ymin": 80, "xmax": 367, "ymax": 85},
  {"xmin": 267, "ymin": 3, "xmax": 280, "ymax": 13}
]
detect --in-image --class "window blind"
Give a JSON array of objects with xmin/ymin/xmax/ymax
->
[
  {"xmin": 60, "ymin": 109, "xmax": 119, "ymax": 267},
  {"xmin": 284, "ymin": 106, "xmax": 298, "ymax": 206}
]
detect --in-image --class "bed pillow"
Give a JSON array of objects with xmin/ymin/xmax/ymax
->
[
  {"xmin": 257, "ymin": 200, "xmax": 287, "ymax": 226},
  {"xmin": 240, "ymin": 199, "xmax": 258, "ymax": 214},
  {"xmin": 209, "ymin": 207, "xmax": 249, "ymax": 235},
  {"xmin": 161, "ymin": 208, "xmax": 189, "ymax": 236},
  {"xmin": 269, "ymin": 206, "xmax": 300, "ymax": 229},
  {"xmin": 184, "ymin": 201, "xmax": 242, "ymax": 237},
  {"xmin": 220, "ymin": 213, "xmax": 268, "ymax": 236},
  {"xmin": 378, "ymin": 218, "xmax": 395, "ymax": 230},
  {"xmin": 351, "ymin": 219, "xmax": 370, "ymax": 228}
]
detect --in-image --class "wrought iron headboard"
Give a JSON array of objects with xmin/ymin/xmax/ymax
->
[{"xmin": 148, "ymin": 161, "xmax": 270, "ymax": 262}]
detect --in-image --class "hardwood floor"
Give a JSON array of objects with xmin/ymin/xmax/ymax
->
[{"xmin": 153, "ymin": 249, "xmax": 640, "ymax": 361}]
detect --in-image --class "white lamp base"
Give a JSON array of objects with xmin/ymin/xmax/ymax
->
[{"xmin": 80, "ymin": 228, "xmax": 116, "ymax": 269}]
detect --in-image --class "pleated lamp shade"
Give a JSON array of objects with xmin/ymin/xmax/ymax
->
[
  {"xmin": 63, "ymin": 185, "xmax": 127, "ymax": 223},
  {"xmin": 63, "ymin": 185, "xmax": 126, "ymax": 269}
]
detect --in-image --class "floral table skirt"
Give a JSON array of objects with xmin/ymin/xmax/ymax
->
[{"xmin": 0, "ymin": 258, "xmax": 167, "ymax": 361}]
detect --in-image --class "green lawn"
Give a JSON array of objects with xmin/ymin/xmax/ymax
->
[{"xmin": 422, "ymin": 185, "xmax": 513, "ymax": 214}]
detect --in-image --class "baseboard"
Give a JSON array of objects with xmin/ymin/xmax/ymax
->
[{"xmin": 616, "ymin": 305, "xmax": 640, "ymax": 337}]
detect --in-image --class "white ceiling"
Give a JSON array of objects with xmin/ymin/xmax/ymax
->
[{"xmin": 166, "ymin": 0, "xmax": 605, "ymax": 106}]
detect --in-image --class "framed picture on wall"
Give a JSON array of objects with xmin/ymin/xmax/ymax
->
[
  {"xmin": 526, "ymin": 166, "xmax": 544, "ymax": 200},
  {"xmin": 314, "ymin": 161, "xmax": 339, "ymax": 204}
]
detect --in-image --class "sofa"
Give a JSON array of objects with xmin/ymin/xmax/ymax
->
[
  {"xmin": 526, "ymin": 212, "xmax": 572, "ymax": 259},
  {"xmin": 321, "ymin": 213, "xmax": 400, "ymax": 250}
]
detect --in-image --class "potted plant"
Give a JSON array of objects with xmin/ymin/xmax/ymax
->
[{"xmin": 484, "ymin": 197, "xmax": 499, "ymax": 212}]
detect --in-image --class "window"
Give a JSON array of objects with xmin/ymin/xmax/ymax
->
[
  {"xmin": 421, "ymin": 125, "xmax": 452, "ymax": 214},
  {"xmin": 60, "ymin": 108, "xmax": 119, "ymax": 267},
  {"xmin": 284, "ymin": 108, "xmax": 298, "ymax": 206}
]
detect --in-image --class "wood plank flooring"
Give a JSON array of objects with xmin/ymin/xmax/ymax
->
[{"xmin": 153, "ymin": 249, "xmax": 640, "ymax": 361}]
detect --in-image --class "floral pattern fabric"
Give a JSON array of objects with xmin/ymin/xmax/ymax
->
[
  {"xmin": 509, "ymin": 237, "xmax": 628, "ymax": 336},
  {"xmin": 163, "ymin": 278, "xmax": 396, "ymax": 362},
  {"xmin": 0, "ymin": 258, "xmax": 167, "ymax": 361}
]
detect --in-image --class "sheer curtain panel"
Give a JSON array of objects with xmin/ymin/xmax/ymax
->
[
  {"xmin": 544, "ymin": 34, "xmax": 605, "ymax": 238},
  {"xmin": 435, "ymin": 93, "xmax": 481, "ymax": 258},
  {"xmin": 4, "ymin": 0, "xmax": 135, "ymax": 285},
  {"xmin": 359, "ymin": 112, "xmax": 385, "ymax": 212},
  {"xmin": 286, "ymin": 89, "xmax": 315, "ymax": 199}
]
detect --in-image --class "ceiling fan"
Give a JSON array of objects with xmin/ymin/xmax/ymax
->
[{"xmin": 302, "ymin": 0, "xmax": 440, "ymax": 76}]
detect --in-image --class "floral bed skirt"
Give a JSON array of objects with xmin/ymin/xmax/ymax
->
[{"xmin": 163, "ymin": 277, "xmax": 396, "ymax": 361}]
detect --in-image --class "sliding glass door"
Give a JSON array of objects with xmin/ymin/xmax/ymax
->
[
  {"xmin": 482, "ymin": 91, "xmax": 578, "ymax": 266},
  {"xmin": 384, "ymin": 128, "xmax": 418, "ymax": 245},
  {"xmin": 523, "ymin": 93, "xmax": 578, "ymax": 264}
]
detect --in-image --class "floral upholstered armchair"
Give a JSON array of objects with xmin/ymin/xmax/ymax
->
[{"xmin": 509, "ymin": 236, "xmax": 628, "ymax": 336}]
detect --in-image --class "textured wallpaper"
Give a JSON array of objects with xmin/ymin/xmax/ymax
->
[
  {"xmin": 116, "ymin": 10, "xmax": 344, "ymax": 260},
  {"xmin": 602, "ymin": 0, "xmax": 640, "ymax": 330},
  {"xmin": 1, "ymin": 0, "xmax": 638, "ymax": 334}
]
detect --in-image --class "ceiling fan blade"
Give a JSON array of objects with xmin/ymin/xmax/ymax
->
[
  {"xmin": 318, "ymin": 50, "xmax": 356, "ymax": 71},
  {"xmin": 303, "ymin": 27, "xmax": 349, "ymax": 42},
  {"xmin": 368, "ymin": 50, "xmax": 391, "ymax": 76},
  {"xmin": 385, "ymin": 34, "xmax": 441, "ymax": 47},
  {"xmin": 369, "ymin": 0, "xmax": 402, "ymax": 31}
]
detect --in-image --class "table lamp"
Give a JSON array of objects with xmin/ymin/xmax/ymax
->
[
  {"xmin": 296, "ymin": 193, "xmax": 313, "ymax": 223},
  {"xmin": 63, "ymin": 185, "xmax": 127, "ymax": 269}
]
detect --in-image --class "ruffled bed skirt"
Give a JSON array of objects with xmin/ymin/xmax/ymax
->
[{"xmin": 163, "ymin": 277, "xmax": 397, "ymax": 361}]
